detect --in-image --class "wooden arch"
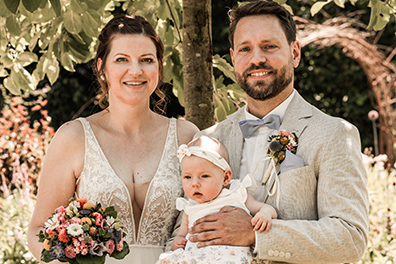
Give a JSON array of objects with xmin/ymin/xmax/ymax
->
[{"xmin": 296, "ymin": 17, "xmax": 396, "ymax": 164}]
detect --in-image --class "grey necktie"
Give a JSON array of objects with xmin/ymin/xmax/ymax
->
[{"xmin": 239, "ymin": 114, "xmax": 281, "ymax": 138}]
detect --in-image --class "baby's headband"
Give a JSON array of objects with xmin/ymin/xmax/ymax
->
[{"xmin": 177, "ymin": 144, "xmax": 231, "ymax": 171}]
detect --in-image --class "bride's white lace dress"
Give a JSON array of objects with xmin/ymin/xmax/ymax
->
[{"xmin": 76, "ymin": 118, "xmax": 183, "ymax": 263}]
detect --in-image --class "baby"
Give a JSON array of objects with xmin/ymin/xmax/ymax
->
[{"xmin": 157, "ymin": 136, "xmax": 277, "ymax": 264}]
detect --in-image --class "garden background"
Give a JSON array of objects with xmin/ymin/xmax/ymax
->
[{"xmin": 0, "ymin": 0, "xmax": 395, "ymax": 263}]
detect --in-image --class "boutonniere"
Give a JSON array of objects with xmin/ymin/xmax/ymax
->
[
  {"xmin": 266, "ymin": 130, "xmax": 298, "ymax": 165},
  {"xmin": 261, "ymin": 130, "xmax": 298, "ymax": 186}
]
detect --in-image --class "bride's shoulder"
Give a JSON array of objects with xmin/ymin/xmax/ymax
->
[
  {"xmin": 49, "ymin": 119, "xmax": 85, "ymax": 151},
  {"xmin": 176, "ymin": 118, "xmax": 199, "ymax": 145}
]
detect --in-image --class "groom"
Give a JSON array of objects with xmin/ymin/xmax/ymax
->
[{"xmin": 191, "ymin": 1, "xmax": 369, "ymax": 263}]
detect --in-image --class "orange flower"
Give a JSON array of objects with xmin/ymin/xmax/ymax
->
[
  {"xmin": 43, "ymin": 239, "xmax": 52, "ymax": 251},
  {"xmin": 58, "ymin": 228, "xmax": 70, "ymax": 243},
  {"xmin": 76, "ymin": 198, "xmax": 88, "ymax": 208},
  {"xmin": 89, "ymin": 227, "xmax": 97, "ymax": 236}
]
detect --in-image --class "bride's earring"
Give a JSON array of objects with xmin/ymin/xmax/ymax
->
[{"xmin": 100, "ymin": 74, "xmax": 106, "ymax": 81}]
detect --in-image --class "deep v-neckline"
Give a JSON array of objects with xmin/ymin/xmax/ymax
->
[{"xmin": 83, "ymin": 118, "xmax": 173, "ymax": 241}]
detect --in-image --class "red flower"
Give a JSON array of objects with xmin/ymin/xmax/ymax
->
[
  {"xmin": 58, "ymin": 228, "xmax": 71, "ymax": 243},
  {"xmin": 92, "ymin": 212, "xmax": 103, "ymax": 226}
]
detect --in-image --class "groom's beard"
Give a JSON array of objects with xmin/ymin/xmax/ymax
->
[{"xmin": 235, "ymin": 60, "xmax": 293, "ymax": 101}]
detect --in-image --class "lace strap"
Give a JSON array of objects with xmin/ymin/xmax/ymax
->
[{"xmin": 74, "ymin": 118, "xmax": 91, "ymax": 195}]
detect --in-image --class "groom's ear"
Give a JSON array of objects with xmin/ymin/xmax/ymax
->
[
  {"xmin": 230, "ymin": 48, "xmax": 235, "ymax": 66},
  {"xmin": 223, "ymin": 169, "xmax": 232, "ymax": 186}
]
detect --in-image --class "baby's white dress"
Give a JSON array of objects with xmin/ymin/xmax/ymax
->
[
  {"xmin": 76, "ymin": 118, "xmax": 183, "ymax": 264},
  {"xmin": 157, "ymin": 176, "xmax": 255, "ymax": 264}
]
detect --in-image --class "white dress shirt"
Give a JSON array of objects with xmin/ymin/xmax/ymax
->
[{"xmin": 239, "ymin": 90, "xmax": 296, "ymax": 201}]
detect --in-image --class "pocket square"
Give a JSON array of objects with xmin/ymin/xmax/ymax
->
[{"xmin": 280, "ymin": 150, "xmax": 304, "ymax": 174}]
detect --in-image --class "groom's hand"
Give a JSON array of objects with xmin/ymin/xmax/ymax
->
[{"xmin": 188, "ymin": 206, "xmax": 255, "ymax": 248}]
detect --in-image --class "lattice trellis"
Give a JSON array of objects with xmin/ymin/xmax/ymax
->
[{"xmin": 296, "ymin": 17, "xmax": 396, "ymax": 164}]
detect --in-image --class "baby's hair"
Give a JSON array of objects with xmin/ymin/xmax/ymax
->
[{"xmin": 188, "ymin": 136, "xmax": 230, "ymax": 164}]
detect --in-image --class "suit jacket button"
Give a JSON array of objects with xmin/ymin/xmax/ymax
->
[
  {"xmin": 273, "ymin": 250, "xmax": 279, "ymax": 257},
  {"xmin": 268, "ymin": 250, "xmax": 274, "ymax": 256},
  {"xmin": 285, "ymin": 252, "xmax": 291, "ymax": 258},
  {"xmin": 279, "ymin": 251, "xmax": 285, "ymax": 257}
]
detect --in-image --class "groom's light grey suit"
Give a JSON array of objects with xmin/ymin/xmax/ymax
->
[{"xmin": 197, "ymin": 91, "xmax": 369, "ymax": 264}]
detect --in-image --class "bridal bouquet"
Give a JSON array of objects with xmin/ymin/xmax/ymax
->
[{"xmin": 38, "ymin": 198, "xmax": 129, "ymax": 264}]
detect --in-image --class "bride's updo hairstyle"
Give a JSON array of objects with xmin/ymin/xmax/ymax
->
[{"xmin": 93, "ymin": 15, "xmax": 165, "ymax": 112}]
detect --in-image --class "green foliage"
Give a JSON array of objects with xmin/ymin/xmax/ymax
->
[
  {"xmin": 0, "ymin": 190, "xmax": 38, "ymax": 264},
  {"xmin": 309, "ymin": 0, "xmax": 395, "ymax": 30},
  {"xmin": 294, "ymin": 44, "xmax": 374, "ymax": 149},
  {"xmin": 357, "ymin": 152, "xmax": 396, "ymax": 263}
]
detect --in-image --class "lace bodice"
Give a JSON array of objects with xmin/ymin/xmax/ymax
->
[{"xmin": 76, "ymin": 117, "xmax": 183, "ymax": 246}]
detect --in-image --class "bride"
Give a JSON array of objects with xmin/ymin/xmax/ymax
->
[{"xmin": 28, "ymin": 14, "xmax": 198, "ymax": 264}]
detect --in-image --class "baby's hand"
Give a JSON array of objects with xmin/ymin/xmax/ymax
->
[
  {"xmin": 251, "ymin": 212, "xmax": 272, "ymax": 233},
  {"xmin": 171, "ymin": 236, "xmax": 188, "ymax": 250}
]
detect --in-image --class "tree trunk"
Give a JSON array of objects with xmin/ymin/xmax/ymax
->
[{"xmin": 182, "ymin": 0, "xmax": 215, "ymax": 130}]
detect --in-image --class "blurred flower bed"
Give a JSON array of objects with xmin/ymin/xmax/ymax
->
[{"xmin": 0, "ymin": 89, "xmax": 395, "ymax": 262}]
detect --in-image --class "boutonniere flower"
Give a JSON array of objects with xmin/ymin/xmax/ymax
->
[
  {"xmin": 266, "ymin": 130, "xmax": 298, "ymax": 165},
  {"xmin": 261, "ymin": 130, "xmax": 298, "ymax": 186}
]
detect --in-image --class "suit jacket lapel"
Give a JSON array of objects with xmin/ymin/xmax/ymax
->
[
  {"xmin": 224, "ymin": 106, "xmax": 246, "ymax": 179},
  {"xmin": 264, "ymin": 91, "xmax": 312, "ymax": 203}
]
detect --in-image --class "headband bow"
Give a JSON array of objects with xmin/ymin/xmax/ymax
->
[{"xmin": 177, "ymin": 144, "xmax": 231, "ymax": 171}]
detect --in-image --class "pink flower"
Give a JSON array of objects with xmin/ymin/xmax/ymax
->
[
  {"xmin": 368, "ymin": 110, "xmax": 379, "ymax": 121},
  {"xmin": 92, "ymin": 212, "xmax": 103, "ymax": 226},
  {"xmin": 56, "ymin": 206, "xmax": 67, "ymax": 215},
  {"xmin": 280, "ymin": 129, "xmax": 295, "ymax": 140},
  {"xmin": 64, "ymin": 245, "xmax": 77, "ymax": 258},
  {"xmin": 116, "ymin": 237, "xmax": 124, "ymax": 252},
  {"xmin": 71, "ymin": 217, "xmax": 81, "ymax": 224},
  {"xmin": 105, "ymin": 240, "xmax": 115, "ymax": 255}
]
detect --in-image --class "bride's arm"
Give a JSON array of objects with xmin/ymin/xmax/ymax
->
[{"xmin": 27, "ymin": 120, "xmax": 84, "ymax": 263}]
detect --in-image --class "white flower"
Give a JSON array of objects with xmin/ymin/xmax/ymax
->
[
  {"xmin": 106, "ymin": 216, "xmax": 115, "ymax": 226},
  {"xmin": 66, "ymin": 204, "xmax": 78, "ymax": 217},
  {"xmin": 67, "ymin": 223, "xmax": 84, "ymax": 237},
  {"xmin": 44, "ymin": 214, "xmax": 60, "ymax": 230}
]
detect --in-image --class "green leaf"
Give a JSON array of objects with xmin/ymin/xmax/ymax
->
[
  {"xmin": 71, "ymin": 0, "xmax": 88, "ymax": 13},
  {"xmin": 22, "ymin": 0, "xmax": 43, "ymax": 13},
  {"xmin": 4, "ymin": 76, "xmax": 21, "ymax": 95},
  {"xmin": 310, "ymin": 1, "xmax": 330, "ymax": 16},
  {"xmin": 50, "ymin": 0, "xmax": 61, "ymax": 16},
  {"xmin": 60, "ymin": 52, "xmax": 75, "ymax": 72},
  {"xmin": 0, "ymin": 0, "xmax": 13, "ymax": 17},
  {"xmin": 46, "ymin": 56, "xmax": 60, "ymax": 85},
  {"xmin": 29, "ymin": 30, "xmax": 42, "ymax": 51},
  {"xmin": 367, "ymin": 0, "xmax": 391, "ymax": 30},
  {"xmin": 111, "ymin": 241, "xmax": 130, "ymax": 259},
  {"xmin": 4, "ymin": 0, "xmax": 20, "ymax": 14},
  {"xmin": 81, "ymin": 10, "xmax": 100, "ymax": 38},
  {"xmin": 0, "ymin": 66, "xmax": 8, "ymax": 77},
  {"xmin": 213, "ymin": 54, "xmax": 236, "ymax": 83},
  {"xmin": 76, "ymin": 255, "xmax": 106, "ymax": 264},
  {"xmin": 16, "ymin": 52, "xmax": 38, "ymax": 67},
  {"xmin": 40, "ymin": 248, "xmax": 52, "ymax": 262},
  {"xmin": 6, "ymin": 15, "xmax": 22, "ymax": 36},
  {"xmin": 333, "ymin": 0, "xmax": 345, "ymax": 8},
  {"xmin": 13, "ymin": 64, "xmax": 35, "ymax": 90},
  {"xmin": 64, "ymin": 10, "xmax": 83, "ymax": 34}
]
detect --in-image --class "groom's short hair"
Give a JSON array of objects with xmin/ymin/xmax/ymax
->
[{"xmin": 228, "ymin": 0, "xmax": 297, "ymax": 48}]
